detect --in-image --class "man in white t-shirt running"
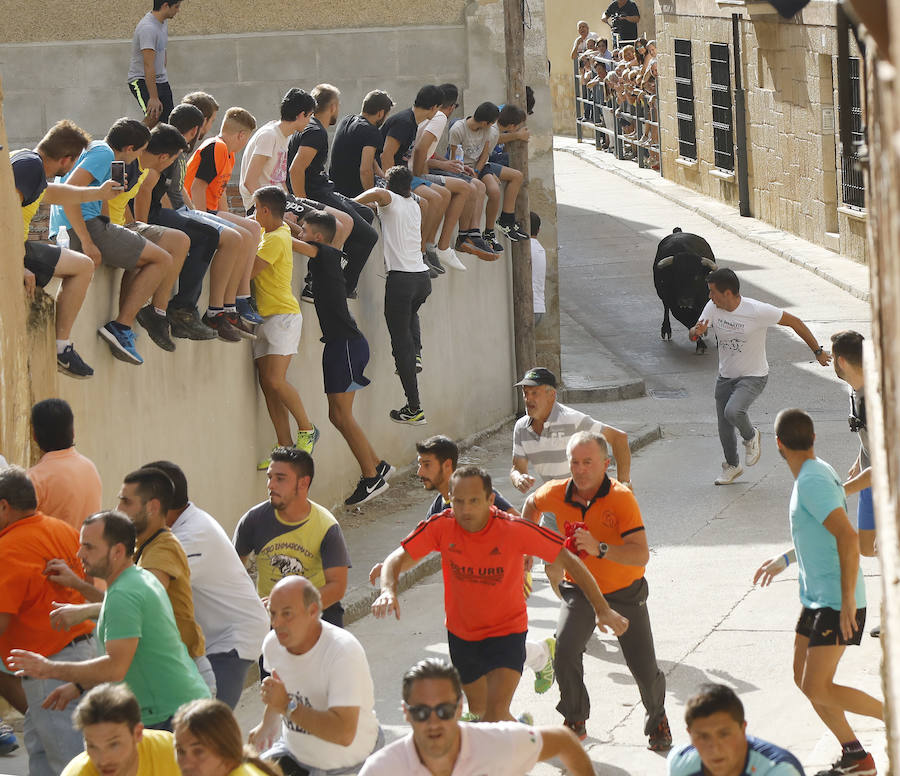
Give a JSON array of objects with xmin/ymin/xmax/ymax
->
[
  {"xmin": 690, "ymin": 268, "xmax": 831, "ymax": 485},
  {"xmin": 359, "ymin": 658, "xmax": 593, "ymax": 776}
]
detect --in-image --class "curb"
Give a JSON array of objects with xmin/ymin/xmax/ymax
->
[{"xmin": 560, "ymin": 379, "xmax": 646, "ymax": 404}]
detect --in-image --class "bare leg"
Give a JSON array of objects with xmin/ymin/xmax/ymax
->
[
  {"xmin": 483, "ymin": 667, "xmax": 522, "ymax": 722},
  {"xmin": 206, "ymin": 226, "xmax": 241, "ymax": 308},
  {"xmin": 463, "ymin": 178, "xmax": 486, "ymax": 231},
  {"xmin": 417, "ymin": 185, "xmax": 448, "ymax": 244},
  {"xmin": 327, "ymin": 392, "xmax": 379, "ymax": 477},
  {"xmin": 115, "ymin": 241, "xmax": 170, "ymax": 326},
  {"xmin": 483, "ymin": 174, "xmax": 502, "ymax": 228},
  {"xmin": 53, "ymin": 249, "xmax": 94, "ymax": 340},
  {"xmin": 436, "ymin": 178, "xmax": 471, "ymax": 250},
  {"xmin": 148, "ymin": 227, "xmax": 189, "ymax": 311},
  {"xmin": 462, "ymin": 676, "xmax": 488, "ymax": 719},
  {"xmin": 500, "ymin": 166, "xmax": 523, "ymax": 213},
  {"xmin": 255, "ymin": 354, "xmax": 313, "ymax": 445},
  {"xmin": 214, "ymin": 211, "xmax": 262, "ymax": 298}
]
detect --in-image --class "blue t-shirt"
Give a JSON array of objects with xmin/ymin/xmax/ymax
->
[
  {"xmin": 668, "ymin": 735, "xmax": 805, "ymax": 775},
  {"xmin": 49, "ymin": 140, "xmax": 114, "ymax": 235},
  {"xmin": 791, "ymin": 458, "xmax": 865, "ymax": 610}
]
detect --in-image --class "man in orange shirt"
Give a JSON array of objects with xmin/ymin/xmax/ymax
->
[
  {"xmin": 27, "ymin": 399, "xmax": 102, "ymax": 530},
  {"xmin": 0, "ymin": 466, "xmax": 96, "ymax": 775},
  {"xmin": 372, "ymin": 465, "xmax": 628, "ymax": 723},
  {"xmin": 523, "ymin": 430, "xmax": 670, "ymax": 749}
]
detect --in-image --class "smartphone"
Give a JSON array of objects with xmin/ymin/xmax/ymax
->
[{"xmin": 110, "ymin": 161, "xmax": 126, "ymax": 186}]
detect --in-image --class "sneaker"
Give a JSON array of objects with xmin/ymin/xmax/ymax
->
[
  {"xmin": 346, "ymin": 288, "xmax": 359, "ymax": 300},
  {"xmin": 301, "ymin": 283, "xmax": 315, "ymax": 303},
  {"xmin": 136, "ymin": 305, "xmax": 176, "ymax": 352},
  {"xmin": 0, "ymin": 719, "xmax": 18, "ymax": 755},
  {"xmin": 714, "ymin": 462, "xmax": 744, "ymax": 485},
  {"xmin": 168, "ymin": 307, "xmax": 217, "ymax": 340},
  {"xmin": 416, "ymin": 354, "xmax": 423, "ymax": 374},
  {"xmin": 517, "ymin": 712, "xmax": 534, "ymax": 726},
  {"xmin": 460, "ymin": 711, "xmax": 480, "ymax": 723},
  {"xmin": 257, "ymin": 451, "xmax": 275, "ymax": 472},
  {"xmin": 457, "ymin": 234, "xmax": 498, "ymax": 261},
  {"xmin": 743, "ymin": 427, "xmax": 761, "ymax": 466},
  {"xmin": 227, "ymin": 311, "xmax": 258, "ymax": 341},
  {"xmin": 648, "ymin": 714, "xmax": 672, "ymax": 751},
  {"xmin": 202, "ymin": 312, "xmax": 242, "ymax": 343},
  {"xmin": 424, "ymin": 250, "xmax": 446, "ymax": 275},
  {"xmin": 57, "ymin": 344, "xmax": 94, "ymax": 378},
  {"xmin": 871, "ymin": 625, "xmax": 882, "ymax": 638},
  {"xmin": 483, "ymin": 229, "xmax": 504, "ymax": 253},
  {"xmin": 377, "ymin": 460, "xmax": 397, "ymax": 481},
  {"xmin": 236, "ymin": 297, "xmax": 263, "ymax": 326},
  {"xmin": 563, "ymin": 719, "xmax": 587, "ymax": 741},
  {"xmin": 345, "ymin": 474, "xmax": 389, "ymax": 506},
  {"xmin": 533, "ymin": 636, "xmax": 556, "ymax": 694},
  {"xmin": 436, "ymin": 246, "xmax": 467, "ymax": 271},
  {"xmin": 815, "ymin": 753, "xmax": 877, "ymax": 776},
  {"xmin": 390, "ymin": 404, "xmax": 427, "ymax": 425},
  {"xmin": 98, "ymin": 322, "xmax": 143, "ymax": 365},
  {"xmin": 295, "ymin": 425, "xmax": 320, "ymax": 455},
  {"xmin": 496, "ymin": 219, "xmax": 527, "ymax": 241}
]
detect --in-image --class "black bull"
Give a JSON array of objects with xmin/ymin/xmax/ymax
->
[{"xmin": 652, "ymin": 228, "xmax": 719, "ymax": 353}]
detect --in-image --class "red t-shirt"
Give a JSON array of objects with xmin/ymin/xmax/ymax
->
[
  {"xmin": 184, "ymin": 137, "xmax": 234, "ymax": 212},
  {"xmin": 0, "ymin": 513, "xmax": 93, "ymax": 660},
  {"xmin": 401, "ymin": 506, "xmax": 563, "ymax": 641}
]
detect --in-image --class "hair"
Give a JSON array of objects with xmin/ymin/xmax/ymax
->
[
  {"xmin": 173, "ymin": 700, "xmax": 283, "ymax": 776},
  {"xmin": 153, "ymin": 0, "xmax": 181, "ymax": 9},
  {"xmin": 386, "ymin": 165, "xmax": 413, "ymax": 197},
  {"xmin": 831, "ymin": 330, "xmax": 864, "ymax": 368},
  {"xmin": 31, "ymin": 397, "xmax": 74, "ymax": 452},
  {"xmin": 312, "ymin": 84, "xmax": 341, "ymax": 113},
  {"xmin": 529, "ymin": 211, "xmax": 541, "ymax": 237},
  {"xmin": 497, "ymin": 104, "xmax": 526, "ymax": 128},
  {"xmin": 473, "ymin": 102, "xmax": 500, "ymax": 124},
  {"xmin": 142, "ymin": 460, "xmax": 188, "ymax": 509},
  {"xmin": 106, "ymin": 117, "xmax": 151, "ymax": 152},
  {"xmin": 146, "ymin": 123, "xmax": 189, "ymax": 156},
  {"xmin": 82, "ymin": 511, "xmax": 137, "ymax": 557},
  {"xmin": 301, "ymin": 209, "xmax": 337, "ymax": 243},
  {"xmin": 566, "ymin": 430, "xmax": 610, "ymax": 459},
  {"xmin": 448, "ymin": 464, "xmax": 492, "ymax": 497},
  {"xmin": 281, "ymin": 88, "xmax": 317, "ymax": 121},
  {"xmin": 270, "ymin": 447, "xmax": 315, "ymax": 483},
  {"xmin": 123, "ymin": 468, "xmax": 175, "ymax": 514},
  {"xmin": 775, "ymin": 408, "xmax": 815, "ymax": 451},
  {"xmin": 415, "ymin": 435, "xmax": 459, "ymax": 470},
  {"xmin": 600, "ymin": 38, "xmax": 609, "ymax": 46},
  {"xmin": 362, "ymin": 90, "xmax": 394, "ymax": 116},
  {"xmin": 181, "ymin": 91, "xmax": 220, "ymax": 121},
  {"xmin": 222, "ymin": 107, "xmax": 257, "ymax": 133},
  {"xmin": 577, "ymin": 19, "xmax": 589, "ymax": 27},
  {"xmin": 402, "ymin": 658, "xmax": 463, "ymax": 703},
  {"xmin": 74, "ymin": 683, "xmax": 142, "ymax": 731},
  {"xmin": 36, "ymin": 120, "xmax": 91, "ymax": 161},
  {"xmin": 414, "ymin": 85, "xmax": 444, "ymax": 110},
  {"xmin": 685, "ymin": 684, "xmax": 745, "ymax": 727},
  {"xmin": 526, "ymin": 86, "xmax": 535, "ymax": 115},
  {"xmin": 707, "ymin": 268, "xmax": 740, "ymax": 295},
  {"xmin": 438, "ymin": 83, "xmax": 459, "ymax": 108},
  {"xmin": 168, "ymin": 104, "xmax": 205, "ymax": 137},
  {"xmin": 301, "ymin": 580, "xmax": 323, "ymax": 609},
  {"xmin": 254, "ymin": 185, "xmax": 288, "ymax": 218},
  {"xmin": 0, "ymin": 466, "xmax": 38, "ymax": 512}
]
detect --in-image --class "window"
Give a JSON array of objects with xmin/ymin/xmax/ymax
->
[
  {"xmin": 674, "ymin": 39, "xmax": 697, "ymax": 160},
  {"xmin": 838, "ymin": 57, "xmax": 865, "ymax": 209},
  {"xmin": 709, "ymin": 42, "xmax": 734, "ymax": 172}
]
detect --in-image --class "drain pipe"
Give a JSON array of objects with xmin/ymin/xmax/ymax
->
[{"xmin": 732, "ymin": 12, "xmax": 751, "ymax": 217}]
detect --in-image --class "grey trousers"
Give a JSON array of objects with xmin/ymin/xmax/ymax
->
[
  {"xmin": 714, "ymin": 375, "xmax": 768, "ymax": 467},
  {"xmin": 555, "ymin": 578, "xmax": 666, "ymax": 734}
]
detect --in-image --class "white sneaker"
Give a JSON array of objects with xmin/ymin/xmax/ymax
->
[
  {"xmin": 436, "ymin": 247, "xmax": 467, "ymax": 271},
  {"xmin": 743, "ymin": 427, "xmax": 761, "ymax": 466},
  {"xmin": 715, "ymin": 462, "xmax": 744, "ymax": 485}
]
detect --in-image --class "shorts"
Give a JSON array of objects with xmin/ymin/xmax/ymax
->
[
  {"xmin": 126, "ymin": 221, "xmax": 169, "ymax": 243},
  {"xmin": 411, "ymin": 175, "xmax": 433, "ymax": 190},
  {"xmin": 440, "ymin": 169, "xmax": 474, "ymax": 182},
  {"xmin": 858, "ymin": 487, "xmax": 875, "ymax": 531},
  {"xmin": 423, "ymin": 173, "xmax": 446, "ymax": 186},
  {"xmin": 796, "ymin": 606, "xmax": 866, "ymax": 647},
  {"xmin": 447, "ymin": 630, "xmax": 526, "ymax": 685},
  {"xmin": 323, "ymin": 337, "xmax": 372, "ymax": 394},
  {"xmin": 252, "ymin": 313, "xmax": 302, "ymax": 359},
  {"xmin": 478, "ymin": 162, "xmax": 504, "ymax": 179},
  {"xmin": 24, "ymin": 241, "xmax": 62, "ymax": 287},
  {"xmin": 183, "ymin": 207, "xmax": 228, "ymax": 234},
  {"xmin": 128, "ymin": 79, "xmax": 174, "ymax": 124},
  {"xmin": 67, "ymin": 216, "xmax": 145, "ymax": 270}
]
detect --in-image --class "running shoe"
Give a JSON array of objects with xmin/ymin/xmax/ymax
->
[
  {"xmin": 533, "ymin": 637, "xmax": 556, "ymax": 695},
  {"xmin": 168, "ymin": 307, "xmax": 217, "ymax": 340},
  {"xmin": 496, "ymin": 220, "xmax": 528, "ymax": 241},
  {"xmin": 301, "ymin": 283, "xmax": 315, "ymax": 303},
  {"xmin": 416, "ymin": 354, "xmax": 423, "ymax": 374},
  {"xmin": 814, "ymin": 753, "xmax": 877, "ymax": 776},
  {"xmin": 202, "ymin": 312, "xmax": 242, "ymax": 343},
  {"xmin": 136, "ymin": 305, "xmax": 175, "ymax": 352},
  {"xmin": 483, "ymin": 229, "xmax": 504, "ymax": 253},
  {"xmin": 564, "ymin": 719, "xmax": 587, "ymax": 741},
  {"xmin": 436, "ymin": 247, "xmax": 466, "ymax": 271},
  {"xmin": 98, "ymin": 322, "xmax": 144, "ymax": 365},
  {"xmin": 460, "ymin": 711, "xmax": 481, "ymax": 723},
  {"xmin": 57, "ymin": 344, "xmax": 94, "ymax": 378},
  {"xmin": 457, "ymin": 234, "xmax": 498, "ymax": 261},
  {"xmin": 226, "ymin": 311, "xmax": 257, "ymax": 341},
  {"xmin": 714, "ymin": 462, "xmax": 744, "ymax": 485},
  {"xmin": 743, "ymin": 427, "xmax": 761, "ymax": 466},
  {"xmin": 236, "ymin": 297, "xmax": 264, "ymax": 326},
  {"xmin": 424, "ymin": 248, "xmax": 446, "ymax": 275},
  {"xmin": 517, "ymin": 712, "xmax": 534, "ymax": 725},
  {"xmin": 648, "ymin": 714, "xmax": 673, "ymax": 751},
  {"xmin": 0, "ymin": 719, "xmax": 18, "ymax": 755},
  {"xmin": 296, "ymin": 426, "xmax": 321, "ymax": 455},
  {"xmin": 377, "ymin": 460, "xmax": 397, "ymax": 481},
  {"xmin": 390, "ymin": 405, "xmax": 427, "ymax": 425},
  {"xmin": 344, "ymin": 474, "xmax": 389, "ymax": 506}
]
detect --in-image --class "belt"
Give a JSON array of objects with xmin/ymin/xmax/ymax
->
[{"xmin": 68, "ymin": 633, "xmax": 92, "ymax": 648}]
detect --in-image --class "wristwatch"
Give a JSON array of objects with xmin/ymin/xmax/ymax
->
[
  {"xmin": 597, "ymin": 542, "xmax": 609, "ymax": 559},
  {"xmin": 813, "ymin": 346, "xmax": 824, "ymax": 356},
  {"xmin": 284, "ymin": 697, "xmax": 298, "ymax": 719}
]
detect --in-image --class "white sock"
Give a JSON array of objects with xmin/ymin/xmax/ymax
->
[
  {"xmin": 153, "ymin": 307, "xmax": 166, "ymax": 317},
  {"xmin": 525, "ymin": 638, "xmax": 550, "ymax": 672},
  {"xmin": 56, "ymin": 339, "xmax": 72, "ymax": 354}
]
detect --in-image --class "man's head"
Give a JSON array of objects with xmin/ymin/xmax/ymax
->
[
  {"xmin": 153, "ymin": 0, "xmax": 182, "ymax": 18},
  {"xmin": 144, "ymin": 123, "xmax": 190, "ymax": 170},
  {"xmin": 74, "ymin": 683, "xmax": 143, "ymax": 776},
  {"xmin": 141, "ymin": 460, "xmax": 189, "ymax": 511},
  {"xmin": 577, "ymin": 20, "xmax": 589, "ymax": 37},
  {"xmin": 266, "ymin": 447, "xmax": 314, "ymax": 511},
  {"xmin": 174, "ymin": 699, "xmax": 246, "ymax": 776},
  {"xmin": 497, "ymin": 104, "xmax": 526, "ymax": 131},
  {"xmin": 118, "ymin": 468, "xmax": 175, "ymax": 536},
  {"xmin": 281, "ymin": 88, "xmax": 317, "ymax": 130},
  {"xmin": 31, "ymin": 397, "xmax": 75, "ymax": 453},
  {"xmin": 253, "ymin": 185, "xmax": 288, "ymax": 230},
  {"xmin": 684, "ymin": 684, "xmax": 748, "ymax": 776},
  {"xmin": 401, "ymin": 659, "xmax": 463, "ymax": 760},
  {"xmin": 448, "ymin": 465, "xmax": 495, "ymax": 532},
  {"xmin": 774, "ymin": 409, "xmax": 815, "ymax": 456},
  {"xmin": 598, "ymin": 38, "xmax": 609, "ymax": 53},
  {"xmin": 35, "ymin": 120, "xmax": 91, "ymax": 175},
  {"xmin": 471, "ymin": 102, "xmax": 500, "ymax": 128},
  {"xmin": 566, "ymin": 431, "xmax": 610, "ymax": 492},
  {"xmin": 221, "ymin": 107, "xmax": 256, "ymax": 151},
  {"xmin": 515, "ymin": 367, "xmax": 558, "ymax": 421},
  {"xmin": 181, "ymin": 91, "xmax": 220, "ymax": 139},
  {"xmin": 168, "ymin": 103, "xmax": 205, "ymax": 148},
  {"xmin": 416, "ymin": 435, "xmax": 459, "ymax": 492},
  {"xmin": 386, "ymin": 165, "xmax": 414, "ymax": 198},
  {"xmin": 438, "ymin": 83, "xmax": 459, "ymax": 114},
  {"xmin": 312, "ymin": 83, "xmax": 341, "ymax": 126},
  {"xmin": 413, "ymin": 85, "xmax": 443, "ymax": 119},
  {"xmin": 361, "ymin": 90, "xmax": 394, "ymax": 126},
  {"xmin": 706, "ymin": 268, "xmax": 740, "ymax": 310},
  {"xmin": 106, "ymin": 118, "xmax": 151, "ymax": 162},
  {"xmin": 301, "ymin": 209, "xmax": 337, "ymax": 245},
  {"xmin": 78, "ymin": 511, "xmax": 136, "ymax": 581},
  {"xmin": 529, "ymin": 211, "xmax": 541, "ymax": 238},
  {"xmin": 268, "ymin": 575, "xmax": 322, "ymax": 653},
  {"xmin": 831, "ymin": 330, "xmax": 864, "ymax": 384},
  {"xmin": 0, "ymin": 466, "xmax": 38, "ymax": 529}
]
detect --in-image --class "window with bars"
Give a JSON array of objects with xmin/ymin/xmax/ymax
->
[
  {"xmin": 674, "ymin": 39, "xmax": 697, "ymax": 160},
  {"xmin": 839, "ymin": 57, "xmax": 865, "ymax": 209},
  {"xmin": 709, "ymin": 43, "xmax": 734, "ymax": 172}
]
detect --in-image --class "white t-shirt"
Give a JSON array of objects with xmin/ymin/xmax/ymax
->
[
  {"xmin": 170, "ymin": 503, "xmax": 270, "ymax": 659},
  {"xmin": 359, "ymin": 722, "xmax": 543, "ymax": 776},
  {"xmin": 530, "ymin": 238, "xmax": 546, "ymax": 314},
  {"xmin": 239, "ymin": 120, "xmax": 291, "ymax": 208},
  {"xmin": 448, "ymin": 120, "xmax": 500, "ymax": 168},
  {"xmin": 0, "ymin": 454, "xmax": 8, "ymax": 468},
  {"xmin": 378, "ymin": 191, "xmax": 427, "ymax": 273},
  {"xmin": 262, "ymin": 623, "xmax": 379, "ymax": 770},
  {"xmin": 410, "ymin": 111, "xmax": 449, "ymax": 172},
  {"xmin": 699, "ymin": 296, "xmax": 783, "ymax": 378}
]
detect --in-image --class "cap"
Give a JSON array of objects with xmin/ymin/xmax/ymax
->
[{"xmin": 514, "ymin": 367, "xmax": 558, "ymax": 388}]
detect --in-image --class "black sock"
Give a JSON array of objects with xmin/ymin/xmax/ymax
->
[
  {"xmin": 499, "ymin": 211, "xmax": 515, "ymax": 224},
  {"xmin": 841, "ymin": 741, "xmax": 865, "ymax": 759}
]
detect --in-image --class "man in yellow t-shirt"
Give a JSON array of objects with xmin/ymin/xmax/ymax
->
[
  {"xmin": 62, "ymin": 683, "xmax": 180, "ymax": 776},
  {"xmin": 249, "ymin": 186, "xmax": 319, "ymax": 467}
]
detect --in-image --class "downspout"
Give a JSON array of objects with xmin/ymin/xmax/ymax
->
[{"xmin": 732, "ymin": 13, "xmax": 751, "ymax": 216}]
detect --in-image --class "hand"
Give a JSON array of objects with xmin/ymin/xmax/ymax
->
[
  {"xmin": 97, "ymin": 179, "xmax": 124, "ymax": 200},
  {"xmin": 816, "ymin": 350, "xmax": 832, "ymax": 366},
  {"xmin": 284, "ymin": 211, "xmax": 299, "ymax": 225},
  {"xmin": 621, "ymin": 481, "xmax": 634, "ymax": 492},
  {"xmin": 752, "ymin": 555, "xmax": 787, "ymax": 587},
  {"xmin": 146, "ymin": 96, "xmax": 163, "ymax": 120},
  {"xmin": 517, "ymin": 127, "xmax": 531, "ymax": 142},
  {"xmin": 369, "ymin": 563, "xmax": 384, "ymax": 586},
  {"xmin": 50, "ymin": 602, "xmax": 92, "ymax": 631},
  {"xmin": 839, "ymin": 600, "xmax": 858, "ymax": 642},
  {"xmin": 574, "ymin": 528, "xmax": 600, "ymax": 557},
  {"xmin": 7, "ymin": 649, "xmax": 53, "ymax": 679},
  {"xmin": 848, "ymin": 459, "xmax": 861, "ymax": 480},
  {"xmin": 249, "ymin": 720, "xmax": 279, "ymax": 753},
  {"xmin": 514, "ymin": 472, "xmax": 535, "ymax": 494},
  {"xmin": 463, "ymin": 165, "xmax": 477, "ymax": 176},
  {"xmin": 260, "ymin": 671, "xmax": 290, "ymax": 713},
  {"xmin": 690, "ymin": 320, "xmax": 709, "ymax": 338},
  {"xmin": 448, "ymin": 161, "xmax": 465, "ymax": 174},
  {"xmin": 371, "ymin": 589, "xmax": 400, "ymax": 619},
  {"xmin": 44, "ymin": 559, "xmax": 84, "ymax": 589},
  {"xmin": 23, "ymin": 268, "xmax": 36, "ymax": 300},
  {"xmin": 42, "ymin": 682, "xmax": 81, "ymax": 711},
  {"xmin": 82, "ymin": 239, "xmax": 102, "ymax": 267},
  {"xmin": 260, "ymin": 596, "xmax": 270, "ymax": 610},
  {"xmin": 596, "ymin": 608, "xmax": 628, "ymax": 636}
]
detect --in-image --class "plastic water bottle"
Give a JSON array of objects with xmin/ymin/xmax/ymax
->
[
  {"xmin": 57, "ymin": 225, "xmax": 69, "ymax": 249},
  {"xmin": 454, "ymin": 146, "xmax": 464, "ymax": 164}
]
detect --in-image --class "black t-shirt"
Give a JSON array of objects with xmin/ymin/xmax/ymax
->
[
  {"xmin": 426, "ymin": 488, "xmax": 514, "ymax": 517},
  {"xmin": 605, "ymin": 0, "xmax": 639, "ymax": 42},
  {"xmin": 330, "ymin": 114, "xmax": 383, "ymax": 197},
  {"xmin": 149, "ymin": 156, "xmax": 186, "ymax": 215},
  {"xmin": 307, "ymin": 241, "xmax": 364, "ymax": 343},
  {"xmin": 380, "ymin": 108, "xmax": 418, "ymax": 168},
  {"xmin": 287, "ymin": 117, "xmax": 332, "ymax": 197},
  {"xmin": 12, "ymin": 150, "xmax": 48, "ymax": 206}
]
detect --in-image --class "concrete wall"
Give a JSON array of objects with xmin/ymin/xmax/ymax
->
[{"xmin": 654, "ymin": 0, "xmax": 868, "ymax": 263}]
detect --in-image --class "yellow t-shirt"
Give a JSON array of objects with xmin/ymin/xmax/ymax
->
[
  {"xmin": 253, "ymin": 223, "xmax": 300, "ymax": 316},
  {"xmin": 230, "ymin": 763, "xmax": 273, "ymax": 776},
  {"xmin": 108, "ymin": 165, "xmax": 150, "ymax": 225},
  {"xmin": 22, "ymin": 190, "xmax": 46, "ymax": 242},
  {"xmin": 62, "ymin": 729, "xmax": 179, "ymax": 776}
]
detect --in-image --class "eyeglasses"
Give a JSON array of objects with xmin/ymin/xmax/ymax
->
[{"xmin": 405, "ymin": 700, "xmax": 459, "ymax": 722}]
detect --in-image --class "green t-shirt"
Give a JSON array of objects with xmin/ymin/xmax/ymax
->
[{"xmin": 97, "ymin": 566, "xmax": 210, "ymax": 724}]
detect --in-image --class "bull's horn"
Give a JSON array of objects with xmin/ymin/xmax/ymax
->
[
  {"xmin": 657, "ymin": 256, "xmax": 675, "ymax": 268},
  {"xmin": 700, "ymin": 258, "xmax": 718, "ymax": 270}
]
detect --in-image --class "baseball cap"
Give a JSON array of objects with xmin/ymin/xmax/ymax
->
[{"xmin": 514, "ymin": 367, "xmax": 558, "ymax": 388}]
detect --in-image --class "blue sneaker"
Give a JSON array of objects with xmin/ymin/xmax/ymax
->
[
  {"xmin": 236, "ymin": 297, "xmax": 263, "ymax": 326},
  {"xmin": 0, "ymin": 719, "xmax": 19, "ymax": 755},
  {"xmin": 98, "ymin": 322, "xmax": 144, "ymax": 365}
]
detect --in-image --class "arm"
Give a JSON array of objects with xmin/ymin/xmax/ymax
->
[
  {"xmin": 288, "ymin": 146, "xmax": 317, "ymax": 199},
  {"xmin": 574, "ymin": 526, "xmax": 649, "ymax": 566},
  {"xmin": 144, "ymin": 567, "xmax": 173, "ymax": 590},
  {"xmin": 511, "ymin": 455, "xmax": 536, "ymax": 494},
  {"xmin": 190, "ymin": 178, "xmax": 210, "ymax": 211},
  {"xmin": 522, "ymin": 494, "xmax": 540, "ymax": 524},
  {"xmin": 289, "ymin": 237, "xmax": 318, "ymax": 258},
  {"xmin": 320, "ymin": 566, "xmax": 348, "ymax": 611},
  {"xmin": 411, "ymin": 134, "xmax": 435, "ymax": 177},
  {"xmin": 823, "ymin": 506, "xmax": 861, "ymax": 640},
  {"xmin": 380, "ymin": 136, "xmax": 401, "ymax": 171},
  {"xmin": 537, "ymin": 727, "xmax": 595, "ymax": 776},
  {"xmin": 844, "ymin": 464, "xmax": 871, "ymax": 496},
  {"xmin": 498, "ymin": 127, "xmax": 530, "ymax": 144},
  {"xmin": 243, "ymin": 154, "xmax": 271, "ymax": 198},
  {"xmin": 753, "ymin": 549, "xmax": 796, "ymax": 586},
  {"xmin": 8, "ymin": 637, "xmax": 137, "ymax": 687},
  {"xmin": 371, "ymin": 546, "xmax": 418, "ymax": 619},
  {"xmin": 43, "ymin": 559, "xmax": 105, "ymax": 602},
  {"xmin": 61, "ymin": 167, "xmax": 101, "ymax": 265},
  {"xmin": 354, "ymin": 188, "xmax": 392, "ymax": 208},
  {"xmin": 602, "ymin": 425, "xmax": 631, "ymax": 485},
  {"xmin": 249, "ymin": 701, "xmax": 283, "ymax": 753},
  {"xmin": 359, "ymin": 146, "xmax": 377, "ymax": 191},
  {"xmin": 549, "ymin": 548, "xmax": 628, "ymax": 634},
  {"xmin": 778, "ymin": 312, "xmax": 831, "ymax": 365},
  {"xmin": 141, "ymin": 49, "xmax": 162, "ymax": 120},
  {"xmin": 473, "ymin": 141, "xmax": 491, "ymax": 174},
  {"xmin": 43, "ymin": 179, "xmax": 120, "ymax": 207},
  {"xmin": 132, "ymin": 168, "xmax": 160, "ymax": 223},
  {"xmin": 50, "ymin": 601, "xmax": 103, "ymax": 631}
]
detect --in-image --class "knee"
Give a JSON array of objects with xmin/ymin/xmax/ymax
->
[
  {"xmin": 799, "ymin": 675, "xmax": 828, "ymax": 705},
  {"xmin": 510, "ymin": 168, "xmax": 523, "ymax": 184},
  {"xmin": 473, "ymin": 179, "xmax": 486, "ymax": 195},
  {"xmin": 723, "ymin": 403, "xmax": 745, "ymax": 425},
  {"xmin": 328, "ymin": 406, "xmax": 348, "ymax": 430}
]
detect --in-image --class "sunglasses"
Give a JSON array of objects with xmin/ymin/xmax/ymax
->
[{"xmin": 406, "ymin": 700, "xmax": 459, "ymax": 722}]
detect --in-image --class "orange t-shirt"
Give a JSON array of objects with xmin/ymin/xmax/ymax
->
[
  {"xmin": 184, "ymin": 136, "xmax": 235, "ymax": 212},
  {"xmin": 0, "ymin": 513, "xmax": 94, "ymax": 660},
  {"xmin": 401, "ymin": 506, "xmax": 563, "ymax": 641},
  {"xmin": 28, "ymin": 447, "xmax": 103, "ymax": 530},
  {"xmin": 533, "ymin": 477, "xmax": 645, "ymax": 594}
]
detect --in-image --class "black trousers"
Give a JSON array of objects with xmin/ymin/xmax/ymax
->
[
  {"xmin": 150, "ymin": 207, "xmax": 220, "ymax": 311},
  {"xmin": 384, "ymin": 270, "xmax": 431, "ymax": 409}
]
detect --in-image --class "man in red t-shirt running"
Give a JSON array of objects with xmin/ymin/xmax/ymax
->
[{"xmin": 372, "ymin": 465, "xmax": 628, "ymax": 723}]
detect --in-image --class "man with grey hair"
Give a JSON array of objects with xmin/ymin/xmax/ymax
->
[{"xmin": 522, "ymin": 430, "xmax": 670, "ymax": 750}]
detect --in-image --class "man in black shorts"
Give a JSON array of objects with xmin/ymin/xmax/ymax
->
[
  {"xmin": 295, "ymin": 210, "xmax": 394, "ymax": 507},
  {"xmin": 127, "ymin": 1, "xmax": 182, "ymax": 127},
  {"xmin": 330, "ymin": 90, "xmax": 395, "ymax": 198}
]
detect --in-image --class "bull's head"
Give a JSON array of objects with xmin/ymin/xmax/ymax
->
[{"xmin": 657, "ymin": 255, "xmax": 718, "ymax": 271}]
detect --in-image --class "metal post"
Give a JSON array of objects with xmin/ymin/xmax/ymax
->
[
  {"xmin": 731, "ymin": 13, "xmax": 751, "ymax": 216},
  {"xmin": 574, "ymin": 58, "xmax": 583, "ymax": 142}
]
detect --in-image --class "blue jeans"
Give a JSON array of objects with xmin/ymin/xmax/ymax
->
[
  {"xmin": 208, "ymin": 649, "xmax": 254, "ymax": 709},
  {"xmin": 715, "ymin": 375, "xmax": 768, "ymax": 467},
  {"xmin": 263, "ymin": 725, "xmax": 384, "ymax": 776},
  {"xmin": 22, "ymin": 636, "xmax": 96, "ymax": 776}
]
